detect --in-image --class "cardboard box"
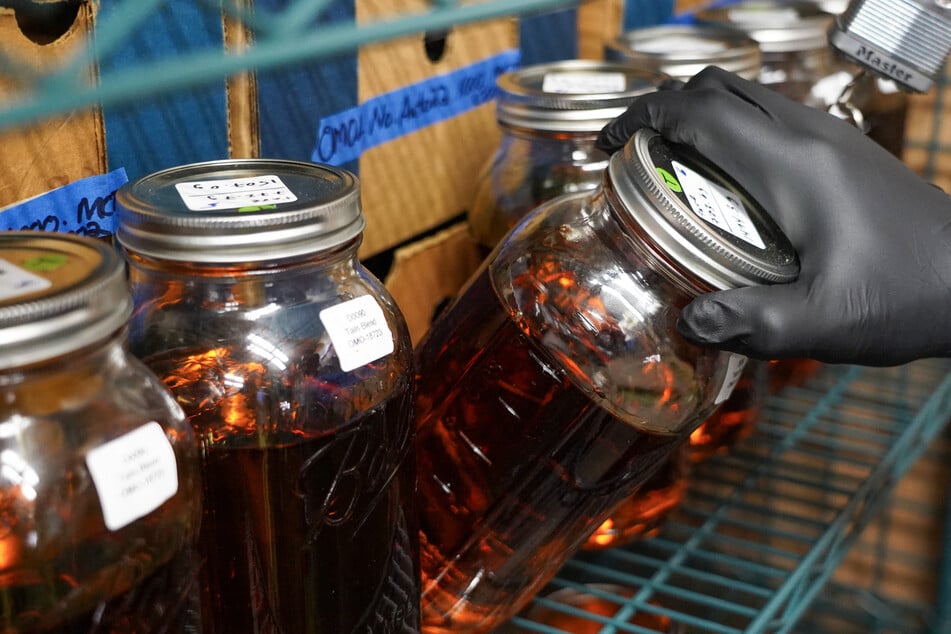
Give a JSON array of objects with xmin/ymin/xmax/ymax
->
[{"xmin": 0, "ymin": 2, "xmax": 105, "ymax": 210}]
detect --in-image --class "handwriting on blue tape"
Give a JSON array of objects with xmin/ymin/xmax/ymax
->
[
  {"xmin": 313, "ymin": 49, "xmax": 521, "ymax": 166},
  {"xmin": 0, "ymin": 168, "xmax": 129, "ymax": 237}
]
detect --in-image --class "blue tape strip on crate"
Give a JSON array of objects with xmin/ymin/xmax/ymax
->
[
  {"xmin": 312, "ymin": 49, "xmax": 521, "ymax": 166},
  {"xmin": 0, "ymin": 168, "xmax": 129, "ymax": 237}
]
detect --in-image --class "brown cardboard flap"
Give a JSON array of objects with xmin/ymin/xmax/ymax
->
[
  {"xmin": 0, "ymin": 2, "xmax": 105, "ymax": 208},
  {"xmin": 384, "ymin": 221, "xmax": 485, "ymax": 345},
  {"xmin": 577, "ymin": 0, "xmax": 624, "ymax": 60},
  {"xmin": 223, "ymin": 1, "xmax": 259, "ymax": 160},
  {"xmin": 357, "ymin": 0, "xmax": 515, "ymax": 257}
]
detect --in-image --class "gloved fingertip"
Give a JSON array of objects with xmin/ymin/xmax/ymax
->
[
  {"xmin": 676, "ymin": 298, "xmax": 728, "ymax": 345},
  {"xmin": 595, "ymin": 122, "xmax": 635, "ymax": 154},
  {"xmin": 658, "ymin": 78, "xmax": 686, "ymax": 92}
]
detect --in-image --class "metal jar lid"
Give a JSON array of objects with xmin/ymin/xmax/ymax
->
[
  {"xmin": 116, "ymin": 159, "xmax": 365, "ymax": 263},
  {"xmin": 605, "ymin": 24, "xmax": 763, "ymax": 82},
  {"xmin": 608, "ymin": 129, "xmax": 799, "ymax": 290},
  {"xmin": 0, "ymin": 232, "xmax": 132, "ymax": 370},
  {"xmin": 494, "ymin": 60, "xmax": 668, "ymax": 133},
  {"xmin": 695, "ymin": 0, "xmax": 834, "ymax": 54}
]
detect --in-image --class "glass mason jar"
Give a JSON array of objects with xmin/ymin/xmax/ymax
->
[
  {"xmin": 0, "ymin": 232, "xmax": 201, "ymax": 633},
  {"xmin": 604, "ymin": 23, "xmax": 762, "ymax": 83},
  {"xmin": 695, "ymin": 0, "xmax": 909, "ymax": 157},
  {"xmin": 415, "ymin": 128, "xmax": 799, "ymax": 633},
  {"xmin": 467, "ymin": 60, "xmax": 668, "ymax": 254},
  {"xmin": 115, "ymin": 160, "xmax": 420, "ymax": 634}
]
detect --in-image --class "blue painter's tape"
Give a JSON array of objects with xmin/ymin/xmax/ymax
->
[
  {"xmin": 0, "ymin": 168, "xmax": 129, "ymax": 237},
  {"xmin": 312, "ymin": 49, "xmax": 521, "ymax": 166}
]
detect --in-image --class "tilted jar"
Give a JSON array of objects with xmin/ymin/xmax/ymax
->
[
  {"xmin": 115, "ymin": 159, "xmax": 420, "ymax": 634},
  {"xmin": 415, "ymin": 128, "xmax": 798, "ymax": 633},
  {"xmin": 0, "ymin": 232, "xmax": 202, "ymax": 632},
  {"xmin": 467, "ymin": 60, "xmax": 668, "ymax": 253}
]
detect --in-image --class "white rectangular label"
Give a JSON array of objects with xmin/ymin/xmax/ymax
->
[
  {"xmin": 542, "ymin": 71, "xmax": 626, "ymax": 94},
  {"xmin": 319, "ymin": 295, "xmax": 394, "ymax": 372},
  {"xmin": 174, "ymin": 174, "xmax": 298, "ymax": 211},
  {"xmin": 0, "ymin": 258, "xmax": 52, "ymax": 301},
  {"xmin": 85, "ymin": 422, "xmax": 179, "ymax": 531},
  {"xmin": 715, "ymin": 353, "xmax": 748, "ymax": 405},
  {"xmin": 672, "ymin": 160, "xmax": 766, "ymax": 249}
]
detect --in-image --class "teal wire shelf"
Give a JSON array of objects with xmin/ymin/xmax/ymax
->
[{"xmin": 501, "ymin": 359, "xmax": 951, "ymax": 633}]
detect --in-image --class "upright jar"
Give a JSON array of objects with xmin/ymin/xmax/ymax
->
[
  {"xmin": 605, "ymin": 23, "xmax": 762, "ymax": 83},
  {"xmin": 467, "ymin": 60, "xmax": 667, "ymax": 254},
  {"xmin": 115, "ymin": 160, "xmax": 420, "ymax": 634},
  {"xmin": 415, "ymin": 128, "xmax": 799, "ymax": 633},
  {"xmin": 695, "ymin": 0, "xmax": 908, "ymax": 157},
  {"xmin": 0, "ymin": 232, "xmax": 201, "ymax": 632}
]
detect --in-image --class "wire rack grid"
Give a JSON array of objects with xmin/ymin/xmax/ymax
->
[{"xmin": 502, "ymin": 359, "xmax": 951, "ymax": 634}]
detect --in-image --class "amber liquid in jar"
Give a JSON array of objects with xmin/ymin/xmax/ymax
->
[
  {"xmin": 689, "ymin": 361, "xmax": 766, "ymax": 463},
  {"xmin": 27, "ymin": 550, "xmax": 199, "ymax": 634},
  {"xmin": 583, "ymin": 443, "xmax": 689, "ymax": 550},
  {"xmin": 768, "ymin": 358, "xmax": 822, "ymax": 393},
  {"xmin": 415, "ymin": 268, "xmax": 684, "ymax": 633},
  {"xmin": 3, "ymin": 538, "xmax": 198, "ymax": 634},
  {"xmin": 0, "ymin": 344, "xmax": 201, "ymax": 634},
  {"xmin": 517, "ymin": 585, "xmax": 681, "ymax": 634},
  {"xmin": 145, "ymin": 344, "xmax": 420, "ymax": 634}
]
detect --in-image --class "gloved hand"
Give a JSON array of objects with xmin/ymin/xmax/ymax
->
[{"xmin": 597, "ymin": 66, "xmax": 951, "ymax": 367}]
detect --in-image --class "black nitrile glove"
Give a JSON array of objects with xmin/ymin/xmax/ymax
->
[{"xmin": 597, "ymin": 66, "xmax": 951, "ymax": 367}]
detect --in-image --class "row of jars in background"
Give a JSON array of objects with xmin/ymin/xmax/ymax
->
[
  {"xmin": 0, "ymin": 138, "xmax": 802, "ymax": 634},
  {"xmin": 469, "ymin": 0, "xmax": 907, "ymax": 257},
  {"xmin": 0, "ymin": 4, "xmax": 876, "ymax": 632}
]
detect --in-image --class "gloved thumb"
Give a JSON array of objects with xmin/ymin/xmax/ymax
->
[{"xmin": 676, "ymin": 283, "xmax": 816, "ymax": 361}]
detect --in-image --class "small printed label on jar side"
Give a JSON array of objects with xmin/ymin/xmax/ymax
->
[
  {"xmin": 715, "ymin": 354, "xmax": 748, "ymax": 404},
  {"xmin": 542, "ymin": 71, "xmax": 626, "ymax": 94},
  {"xmin": 0, "ymin": 257, "xmax": 53, "ymax": 301},
  {"xmin": 85, "ymin": 422, "xmax": 179, "ymax": 531},
  {"xmin": 174, "ymin": 175, "xmax": 298, "ymax": 211},
  {"xmin": 671, "ymin": 160, "xmax": 766, "ymax": 249},
  {"xmin": 319, "ymin": 295, "xmax": 395, "ymax": 372}
]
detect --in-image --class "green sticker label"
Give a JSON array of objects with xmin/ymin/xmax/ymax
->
[
  {"xmin": 22, "ymin": 254, "xmax": 68, "ymax": 271},
  {"xmin": 237, "ymin": 205, "xmax": 278, "ymax": 213},
  {"xmin": 656, "ymin": 167, "xmax": 682, "ymax": 193}
]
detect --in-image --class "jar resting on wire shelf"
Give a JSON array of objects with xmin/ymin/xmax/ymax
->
[{"xmin": 415, "ymin": 128, "xmax": 799, "ymax": 633}]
